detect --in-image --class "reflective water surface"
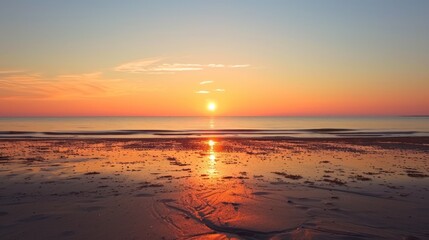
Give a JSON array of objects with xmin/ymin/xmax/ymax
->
[
  {"xmin": 0, "ymin": 116, "xmax": 428, "ymax": 138},
  {"xmin": 0, "ymin": 138, "xmax": 428, "ymax": 239}
]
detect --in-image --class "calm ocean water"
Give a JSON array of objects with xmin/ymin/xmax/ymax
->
[{"xmin": 0, "ymin": 116, "xmax": 428, "ymax": 138}]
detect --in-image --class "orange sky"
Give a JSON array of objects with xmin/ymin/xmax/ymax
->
[{"xmin": 0, "ymin": 1, "xmax": 428, "ymax": 116}]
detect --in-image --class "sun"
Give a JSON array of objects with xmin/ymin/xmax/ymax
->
[{"xmin": 207, "ymin": 102, "xmax": 216, "ymax": 112}]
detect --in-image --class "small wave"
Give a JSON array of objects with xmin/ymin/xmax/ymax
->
[{"xmin": 0, "ymin": 128, "xmax": 426, "ymax": 138}]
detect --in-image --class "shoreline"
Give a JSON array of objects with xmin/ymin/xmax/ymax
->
[{"xmin": 0, "ymin": 135, "xmax": 428, "ymax": 142}]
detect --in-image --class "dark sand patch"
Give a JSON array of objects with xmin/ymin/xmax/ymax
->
[{"xmin": 272, "ymin": 172, "xmax": 303, "ymax": 180}]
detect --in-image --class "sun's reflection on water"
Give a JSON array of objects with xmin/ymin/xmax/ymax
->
[
  {"xmin": 207, "ymin": 139, "xmax": 217, "ymax": 177},
  {"xmin": 209, "ymin": 117, "xmax": 215, "ymax": 129}
]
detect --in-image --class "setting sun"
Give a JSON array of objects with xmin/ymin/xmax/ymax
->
[{"xmin": 207, "ymin": 102, "xmax": 216, "ymax": 112}]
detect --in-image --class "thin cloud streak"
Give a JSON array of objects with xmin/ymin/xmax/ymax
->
[
  {"xmin": 228, "ymin": 64, "xmax": 250, "ymax": 68},
  {"xmin": 195, "ymin": 90, "xmax": 210, "ymax": 94},
  {"xmin": 0, "ymin": 72, "xmax": 122, "ymax": 100},
  {"xmin": 115, "ymin": 58, "xmax": 249, "ymax": 73},
  {"xmin": 114, "ymin": 58, "xmax": 163, "ymax": 73},
  {"xmin": 207, "ymin": 64, "xmax": 225, "ymax": 68},
  {"xmin": 0, "ymin": 69, "xmax": 27, "ymax": 75},
  {"xmin": 200, "ymin": 81, "xmax": 213, "ymax": 85}
]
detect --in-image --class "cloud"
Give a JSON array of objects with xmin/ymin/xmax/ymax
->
[
  {"xmin": 0, "ymin": 69, "xmax": 26, "ymax": 75},
  {"xmin": 0, "ymin": 71, "xmax": 118, "ymax": 100},
  {"xmin": 228, "ymin": 64, "xmax": 250, "ymax": 68},
  {"xmin": 195, "ymin": 90, "xmax": 210, "ymax": 94},
  {"xmin": 115, "ymin": 58, "xmax": 249, "ymax": 73},
  {"xmin": 207, "ymin": 64, "xmax": 225, "ymax": 68},
  {"xmin": 200, "ymin": 80, "xmax": 213, "ymax": 85},
  {"xmin": 195, "ymin": 88, "xmax": 226, "ymax": 94},
  {"xmin": 114, "ymin": 58, "xmax": 163, "ymax": 73},
  {"xmin": 151, "ymin": 63, "xmax": 204, "ymax": 72}
]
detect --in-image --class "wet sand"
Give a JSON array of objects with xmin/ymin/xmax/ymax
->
[{"xmin": 0, "ymin": 137, "xmax": 428, "ymax": 239}]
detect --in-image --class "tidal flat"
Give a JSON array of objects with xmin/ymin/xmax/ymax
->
[{"xmin": 0, "ymin": 137, "xmax": 428, "ymax": 239}]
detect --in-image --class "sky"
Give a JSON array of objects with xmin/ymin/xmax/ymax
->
[{"xmin": 0, "ymin": 0, "xmax": 428, "ymax": 116}]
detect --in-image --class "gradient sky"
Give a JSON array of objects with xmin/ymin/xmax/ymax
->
[{"xmin": 0, "ymin": 0, "xmax": 428, "ymax": 116}]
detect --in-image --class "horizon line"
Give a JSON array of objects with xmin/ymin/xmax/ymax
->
[{"xmin": 0, "ymin": 115, "xmax": 428, "ymax": 118}]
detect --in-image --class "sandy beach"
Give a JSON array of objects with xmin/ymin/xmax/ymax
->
[{"xmin": 0, "ymin": 137, "xmax": 428, "ymax": 239}]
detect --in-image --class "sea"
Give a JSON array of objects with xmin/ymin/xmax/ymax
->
[{"xmin": 0, "ymin": 116, "xmax": 428, "ymax": 138}]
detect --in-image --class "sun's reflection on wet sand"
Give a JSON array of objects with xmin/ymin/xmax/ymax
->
[
  {"xmin": 207, "ymin": 139, "xmax": 217, "ymax": 177},
  {"xmin": 0, "ymin": 139, "xmax": 428, "ymax": 239}
]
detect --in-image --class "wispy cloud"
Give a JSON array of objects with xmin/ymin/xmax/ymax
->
[
  {"xmin": 115, "ymin": 58, "xmax": 249, "ymax": 74},
  {"xmin": 114, "ymin": 58, "xmax": 163, "ymax": 73},
  {"xmin": 150, "ymin": 63, "xmax": 204, "ymax": 72},
  {"xmin": 200, "ymin": 80, "xmax": 213, "ymax": 85},
  {"xmin": 194, "ymin": 85, "xmax": 226, "ymax": 94},
  {"xmin": 207, "ymin": 64, "xmax": 225, "ymax": 68},
  {"xmin": 228, "ymin": 64, "xmax": 250, "ymax": 68},
  {"xmin": 0, "ymin": 71, "xmax": 120, "ymax": 100},
  {"xmin": 0, "ymin": 69, "xmax": 26, "ymax": 75},
  {"xmin": 195, "ymin": 90, "xmax": 210, "ymax": 94}
]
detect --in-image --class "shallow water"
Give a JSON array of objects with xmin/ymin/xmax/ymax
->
[
  {"xmin": 0, "ymin": 116, "xmax": 428, "ymax": 138},
  {"xmin": 0, "ymin": 138, "xmax": 428, "ymax": 239}
]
